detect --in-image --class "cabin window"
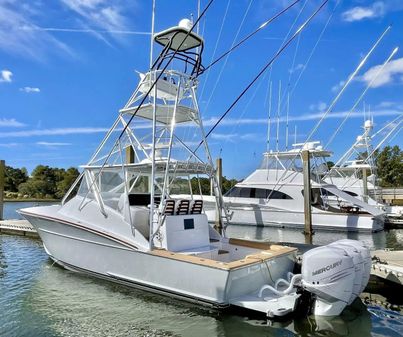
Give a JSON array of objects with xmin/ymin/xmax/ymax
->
[
  {"xmin": 343, "ymin": 190, "xmax": 358, "ymax": 197},
  {"xmin": 225, "ymin": 187, "xmax": 292, "ymax": 199}
]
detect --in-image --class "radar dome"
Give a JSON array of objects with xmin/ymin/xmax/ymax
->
[
  {"xmin": 356, "ymin": 135, "xmax": 363, "ymax": 142},
  {"xmin": 364, "ymin": 120, "xmax": 373, "ymax": 129},
  {"xmin": 178, "ymin": 18, "xmax": 192, "ymax": 30}
]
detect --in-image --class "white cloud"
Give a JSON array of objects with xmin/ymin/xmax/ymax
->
[
  {"xmin": 376, "ymin": 101, "xmax": 397, "ymax": 109},
  {"xmin": 360, "ymin": 58, "xmax": 403, "ymax": 88},
  {"xmin": 331, "ymin": 80, "xmax": 345, "ymax": 93},
  {"xmin": 309, "ymin": 101, "xmax": 327, "ymax": 112},
  {"xmin": 60, "ymin": 0, "xmax": 132, "ymax": 44},
  {"xmin": 20, "ymin": 86, "xmax": 41, "ymax": 93},
  {"xmin": 0, "ymin": 69, "xmax": 13, "ymax": 82},
  {"xmin": 289, "ymin": 63, "xmax": 304, "ymax": 74},
  {"xmin": 342, "ymin": 2, "xmax": 385, "ymax": 22},
  {"xmin": 0, "ymin": 127, "xmax": 110, "ymax": 138},
  {"xmin": 36, "ymin": 141, "xmax": 72, "ymax": 146},
  {"xmin": 211, "ymin": 133, "xmax": 260, "ymax": 143},
  {"xmin": 0, "ymin": 142, "xmax": 19, "ymax": 148},
  {"xmin": 203, "ymin": 108, "xmax": 402, "ymax": 128},
  {"xmin": 0, "ymin": 118, "xmax": 26, "ymax": 127},
  {"xmin": 0, "ymin": 2, "xmax": 73, "ymax": 59}
]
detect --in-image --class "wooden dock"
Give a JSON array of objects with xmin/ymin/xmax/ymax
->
[
  {"xmin": 371, "ymin": 250, "xmax": 403, "ymax": 286},
  {"xmin": 0, "ymin": 219, "xmax": 38, "ymax": 237}
]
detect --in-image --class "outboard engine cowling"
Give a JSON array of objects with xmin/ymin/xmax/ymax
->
[
  {"xmin": 334, "ymin": 239, "xmax": 371, "ymax": 294},
  {"xmin": 301, "ymin": 246, "xmax": 355, "ymax": 316},
  {"xmin": 329, "ymin": 241, "xmax": 364, "ymax": 305}
]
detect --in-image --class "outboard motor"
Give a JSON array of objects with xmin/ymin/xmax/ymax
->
[
  {"xmin": 329, "ymin": 241, "xmax": 364, "ymax": 305},
  {"xmin": 301, "ymin": 246, "xmax": 355, "ymax": 316},
  {"xmin": 334, "ymin": 239, "xmax": 371, "ymax": 294}
]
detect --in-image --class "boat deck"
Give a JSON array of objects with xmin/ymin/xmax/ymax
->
[{"xmin": 151, "ymin": 238, "xmax": 296, "ymax": 271}]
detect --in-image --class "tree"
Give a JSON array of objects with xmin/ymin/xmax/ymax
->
[
  {"xmin": 326, "ymin": 161, "xmax": 335, "ymax": 170},
  {"xmin": 4, "ymin": 166, "xmax": 28, "ymax": 192},
  {"xmin": 56, "ymin": 167, "xmax": 80, "ymax": 198},
  {"xmin": 376, "ymin": 145, "xmax": 403, "ymax": 187}
]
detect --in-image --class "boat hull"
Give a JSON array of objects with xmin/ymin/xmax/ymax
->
[
  {"xmin": 21, "ymin": 211, "xmax": 295, "ymax": 306},
  {"xmin": 205, "ymin": 204, "xmax": 383, "ymax": 232}
]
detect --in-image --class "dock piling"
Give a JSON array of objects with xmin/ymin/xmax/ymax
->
[
  {"xmin": 0, "ymin": 160, "xmax": 4, "ymax": 220},
  {"xmin": 214, "ymin": 157, "xmax": 223, "ymax": 235},
  {"xmin": 362, "ymin": 167, "xmax": 369, "ymax": 203},
  {"xmin": 302, "ymin": 151, "xmax": 313, "ymax": 244}
]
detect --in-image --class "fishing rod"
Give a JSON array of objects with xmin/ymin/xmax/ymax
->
[
  {"xmin": 197, "ymin": 0, "xmax": 329, "ymax": 149},
  {"xmin": 261, "ymin": 25, "xmax": 391, "ymax": 202},
  {"xmin": 200, "ymin": 0, "xmax": 303, "ymax": 75},
  {"xmin": 326, "ymin": 110, "xmax": 402, "ymax": 177},
  {"xmin": 336, "ymin": 117, "xmax": 402, "ymax": 191},
  {"xmin": 303, "ymin": 25, "xmax": 391, "ymax": 146},
  {"xmin": 326, "ymin": 46, "xmax": 399, "ymax": 148}
]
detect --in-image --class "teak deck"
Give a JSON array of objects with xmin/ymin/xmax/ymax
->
[{"xmin": 151, "ymin": 238, "xmax": 297, "ymax": 271}]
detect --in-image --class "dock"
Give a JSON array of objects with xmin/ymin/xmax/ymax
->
[
  {"xmin": 380, "ymin": 188, "xmax": 403, "ymax": 205},
  {"xmin": 0, "ymin": 219, "xmax": 39, "ymax": 238},
  {"xmin": 371, "ymin": 250, "xmax": 403, "ymax": 286}
]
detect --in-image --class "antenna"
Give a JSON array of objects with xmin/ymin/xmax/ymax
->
[
  {"xmin": 276, "ymin": 80, "xmax": 282, "ymax": 152},
  {"xmin": 149, "ymin": 0, "xmax": 156, "ymax": 68},
  {"xmin": 286, "ymin": 92, "xmax": 290, "ymax": 150},
  {"xmin": 266, "ymin": 81, "xmax": 273, "ymax": 152},
  {"xmin": 294, "ymin": 125, "xmax": 297, "ymax": 144}
]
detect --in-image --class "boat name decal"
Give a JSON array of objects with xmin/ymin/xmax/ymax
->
[{"xmin": 312, "ymin": 260, "xmax": 342, "ymax": 276}]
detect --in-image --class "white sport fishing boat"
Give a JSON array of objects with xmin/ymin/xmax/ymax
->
[
  {"xmin": 324, "ymin": 119, "xmax": 403, "ymax": 223},
  {"xmin": 204, "ymin": 142, "xmax": 385, "ymax": 232},
  {"xmin": 20, "ymin": 19, "xmax": 371, "ymax": 318}
]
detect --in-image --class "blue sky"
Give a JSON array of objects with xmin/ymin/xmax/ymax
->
[{"xmin": 0, "ymin": 0, "xmax": 402, "ymax": 179}]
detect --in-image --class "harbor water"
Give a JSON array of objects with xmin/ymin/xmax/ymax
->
[{"xmin": 1, "ymin": 202, "xmax": 403, "ymax": 337}]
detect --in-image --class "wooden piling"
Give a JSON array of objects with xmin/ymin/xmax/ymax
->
[
  {"xmin": 126, "ymin": 146, "xmax": 135, "ymax": 164},
  {"xmin": 215, "ymin": 157, "xmax": 223, "ymax": 235},
  {"xmin": 0, "ymin": 160, "xmax": 4, "ymax": 220},
  {"xmin": 301, "ymin": 151, "xmax": 313, "ymax": 244},
  {"xmin": 362, "ymin": 167, "xmax": 368, "ymax": 203}
]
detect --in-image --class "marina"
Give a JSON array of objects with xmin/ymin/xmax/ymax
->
[
  {"xmin": 1, "ymin": 205, "xmax": 403, "ymax": 336},
  {"xmin": 1, "ymin": 0, "xmax": 402, "ymax": 336}
]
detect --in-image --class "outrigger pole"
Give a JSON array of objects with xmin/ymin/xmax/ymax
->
[
  {"xmin": 201, "ymin": 0, "xmax": 303, "ymax": 74},
  {"xmin": 325, "ymin": 46, "xmax": 399, "ymax": 148},
  {"xmin": 198, "ymin": 0, "xmax": 330, "ymax": 149}
]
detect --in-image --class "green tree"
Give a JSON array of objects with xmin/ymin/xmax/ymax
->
[
  {"xmin": 376, "ymin": 145, "xmax": 403, "ymax": 187},
  {"xmin": 326, "ymin": 161, "xmax": 335, "ymax": 170},
  {"xmin": 4, "ymin": 166, "xmax": 29, "ymax": 192},
  {"xmin": 56, "ymin": 167, "xmax": 80, "ymax": 198}
]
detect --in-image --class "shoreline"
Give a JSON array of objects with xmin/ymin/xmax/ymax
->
[{"xmin": 4, "ymin": 199, "xmax": 61, "ymax": 203}]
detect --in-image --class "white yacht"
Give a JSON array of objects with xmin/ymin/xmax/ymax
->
[
  {"xmin": 324, "ymin": 119, "xmax": 403, "ymax": 223},
  {"xmin": 204, "ymin": 142, "xmax": 385, "ymax": 232},
  {"xmin": 19, "ymin": 20, "xmax": 371, "ymax": 318}
]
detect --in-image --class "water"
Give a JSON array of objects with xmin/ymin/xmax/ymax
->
[
  {"xmin": 1, "ymin": 202, "xmax": 403, "ymax": 337},
  {"xmin": 2, "ymin": 201, "xmax": 57, "ymax": 220}
]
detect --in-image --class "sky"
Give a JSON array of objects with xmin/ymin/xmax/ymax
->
[{"xmin": 0, "ymin": 0, "xmax": 402, "ymax": 179}]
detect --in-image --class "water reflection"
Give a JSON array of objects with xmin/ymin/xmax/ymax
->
[
  {"xmin": 227, "ymin": 224, "xmax": 403, "ymax": 250},
  {"xmin": 22, "ymin": 262, "xmax": 380, "ymax": 337},
  {"xmin": 0, "ymin": 236, "xmax": 400, "ymax": 337}
]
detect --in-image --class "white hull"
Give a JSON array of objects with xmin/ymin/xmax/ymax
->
[
  {"xmin": 21, "ymin": 211, "xmax": 295, "ymax": 307},
  {"xmin": 204, "ymin": 202, "xmax": 383, "ymax": 232}
]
